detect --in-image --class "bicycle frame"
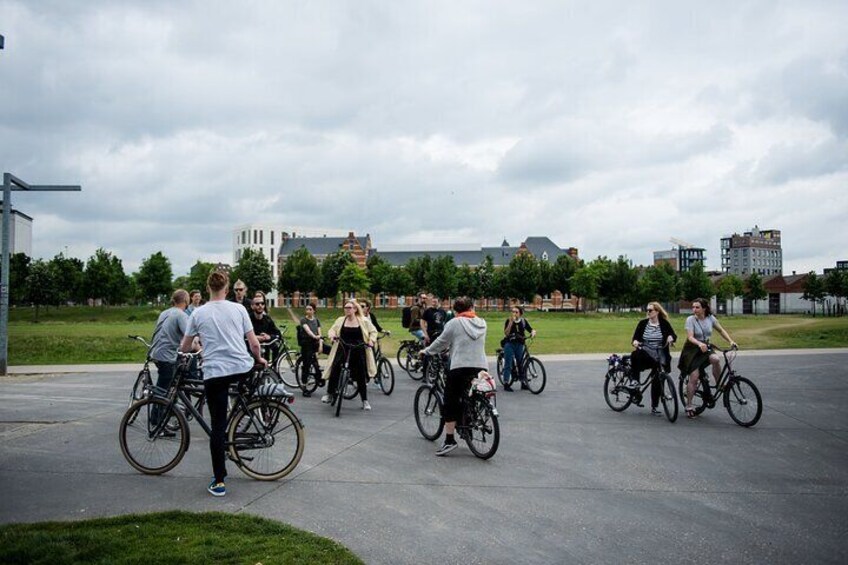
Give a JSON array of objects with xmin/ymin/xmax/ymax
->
[{"xmin": 696, "ymin": 345, "xmax": 737, "ymax": 407}]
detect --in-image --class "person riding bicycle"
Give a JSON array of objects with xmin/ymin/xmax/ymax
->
[
  {"xmin": 421, "ymin": 296, "xmax": 488, "ymax": 456},
  {"xmin": 249, "ymin": 291, "xmax": 281, "ymax": 361},
  {"xmin": 421, "ymin": 294, "xmax": 448, "ymax": 378},
  {"xmin": 360, "ymin": 299, "xmax": 389, "ymax": 389},
  {"xmin": 322, "ymin": 300, "xmax": 378, "ymax": 411},
  {"xmin": 628, "ymin": 301, "xmax": 677, "ymax": 415},
  {"xmin": 149, "ymin": 289, "xmax": 191, "ymax": 423},
  {"xmin": 408, "ymin": 292, "xmax": 427, "ymax": 342},
  {"xmin": 678, "ymin": 297, "xmax": 737, "ymax": 419},
  {"xmin": 179, "ymin": 270, "xmax": 267, "ymax": 497},
  {"xmin": 502, "ymin": 305, "xmax": 536, "ymax": 391}
]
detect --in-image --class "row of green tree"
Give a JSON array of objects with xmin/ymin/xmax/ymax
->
[{"xmin": 7, "ymin": 245, "xmax": 847, "ymax": 316}]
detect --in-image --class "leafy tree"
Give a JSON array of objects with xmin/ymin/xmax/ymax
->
[
  {"xmin": 84, "ymin": 248, "xmax": 130, "ymax": 305},
  {"xmin": 183, "ymin": 260, "xmax": 217, "ymax": 299},
  {"xmin": 318, "ymin": 251, "xmax": 355, "ymax": 300},
  {"xmin": 136, "ymin": 251, "xmax": 173, "ymax": 304},
  {"xmin": 337, "ymin": 263, "xmax": 370, "ymax": 296},
  {"xmin": 638, "ymin": 263, "xmax": 680, "ymax": 306},
  {"xmin": 507, "ymin": 252, "xmax": 540, "ymax": 304},
  {"xmin": 551, "ymin": 254, "xmax": 578, "ymax": 296},
  {"xmin": 802, "ymin": 272, "xmax": 827, "ymax": 317},
  {"xmin": 49, "ymin": 253, "xmax": 85, "ymax": 305},
  {"xmin": 4, "ymin": 252, "xmax": 31, "ymax": 305},
  {"xmin": 25, "ymin": 259, "xmax": 58, "ymax": 319},
  {"xmin": 743, "ymin": 272, "xmax": 768, "ymax": 315},
  {"xmin": 405, "ymin": 255, "xmax": 432, "ymax": 292},
  {"xmin": 490, "ymin": 267, "xmax": 511, "ymax": 309},
  {"xmin": 537, "ymin": 259, "xmax": 556, "ymax": 298},
  {"xmin": 715, "ymin": 274, "xmax": 744, "ymax": 316},
  {"xmin": 384, "ymin": 266, "xmax": 415, "ymax": 299},
  {"xmin": 571, "ymin": 264, "xmax": 600, "ymax": 312},
  {"xmin": 600, "ymin": 256, "xmax": 638, "ymax": 310},
  {"xmin": 426, "ymin": 255, "xmax": 459, "ymax": 299},
  {"xmin": 456, "ymin": 264, "xmax": 481, "ymax": 299},
  {"xmin": 824, "ymin": 270, "xmax": 848, "ymax": 316},
  {"xmin": 278, "ymin": 247, "xmax": 320, "ymax": 297},
  {"xmin": 477, "ymin": 255, "xmax": 496, "ymax": 303},
  {"xmin": 232, "ymin": 247, "xmax": 274, "ymax": 296},
  {"xmin": 680, "ymin": 262, "xmax": 714, "ymax": 302}
]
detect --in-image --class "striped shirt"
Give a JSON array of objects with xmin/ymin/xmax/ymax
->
[{"xmin": 641, "ymin": 322, "xmax": 663, "ymax": 349}]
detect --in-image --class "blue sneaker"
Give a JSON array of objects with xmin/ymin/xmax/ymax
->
[{"xmin": 207, "ymin": 480, "xmax": 226, "ymax": 497}]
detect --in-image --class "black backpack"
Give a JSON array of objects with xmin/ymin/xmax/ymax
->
[{"xmin": 401, "ymin": 306, "xmax": 412, "ymax": 329}]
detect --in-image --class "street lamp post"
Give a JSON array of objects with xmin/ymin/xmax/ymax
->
[{"xmin": 1, "ymin": 173, "xmax": 81, "ymax": 374}]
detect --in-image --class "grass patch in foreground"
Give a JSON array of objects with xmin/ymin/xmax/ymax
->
[{"xmin": 0, "ymin": 510, "xmax": 363, "ymax": 565}]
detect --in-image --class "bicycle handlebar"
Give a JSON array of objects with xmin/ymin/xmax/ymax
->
[{"xmin": 128, "ymin": 335, "xmax": 152, "ymax": 349}]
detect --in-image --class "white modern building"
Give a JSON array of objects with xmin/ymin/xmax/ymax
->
[
  {"xmin": 0, "ymin": 203, "xmax": 33, "ymax": 257},
  {"xmin": 232, "ymin": 224, "xmax": 349, "ymax": 306}
]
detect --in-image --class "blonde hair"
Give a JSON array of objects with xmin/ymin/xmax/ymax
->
[
  {"xmin": 648, "ymin": 301, "xmax": 669, "ymax": 321},
  {"xmin": 344, "ymin": 299, "xmax": 364, "ymax": 318}
]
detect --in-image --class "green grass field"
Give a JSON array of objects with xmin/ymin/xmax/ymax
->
[
  {"xmin": 0, "ymin": 511, "xmax": 362, "ymax": 564},
  {"xmin": 7, "ymin": 305, "xmax": 847, "ymax": 365}
]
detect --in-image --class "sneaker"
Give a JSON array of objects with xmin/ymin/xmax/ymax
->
[
  {"xmin": 207, "ymin": 480, "xmax": 226, "ymax": 497},
  {"xmin": 362, "ymin": 400, "xmax": 372, "ymax": 411},
  {"xmin": 435, "ymin": 441, "xmax": 458, "ymax": 457},
  {"xmin": 651, "ymin": 408, "xmax": 662, "ymax": 416},
  {"xmin": 520, "ymin": 381, "xmax": 529, "ymax": 391},
  {"xmin": 157, "ymin": 428, "xmax": 176, "ymax": 438},
  {"xmin": 321, "ymin": 394, "xmax": 331, "ymax": 404},
  {"xmin": 502, "ymin": 384, "xmax": 514, "ymax": 392},
  {"xmin": 627, "ymin": 379, "xmax": 640, "ymax": 389}
]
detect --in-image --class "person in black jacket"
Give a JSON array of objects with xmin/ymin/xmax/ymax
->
[
  {"xmin": 629, "ymin": 301, "xmax": 677, "ymax": 415},
  {"xmin": 249, "ymin": 291, "xmax": 281, "ymax": 361}
]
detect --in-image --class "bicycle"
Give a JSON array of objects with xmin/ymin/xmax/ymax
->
[
  {"xmin": 372, "ymin": 332, "xmax": 395, "ymax": 395},
  {"xmin": 119, "ymin": 352, "xmax": 305, "ymax": 480},
  {"xmin": 295, "ymin": 337, "xmax": 326, "ymax": 397},
  {"xmin": 603, "ymin": 346, "xmax": 679, "ymax": 423},
  {"xmin": 127, "ymin": 335, "xmax": 154, "ymax": 407},
  {"xmin": 678, "ymin": 345, "xmax": 762, "ymax": 427},
  {"xmin": 414, "ymin": 357, "xmax": 500, "ymax": 459},
  {"xmin": 329, "ymin": 338, "xmax": 372, "ymax": 417},
  {"xmin": 423, "ymin": 349, "xmax": 449, "ymax": 386},
  {"xmin": 495, "ymin": 338, "xmax": 547, "ymax": 394},
  {"xmin": 396, "ymin": 338, "xmax": 425, "ymax": 380}
]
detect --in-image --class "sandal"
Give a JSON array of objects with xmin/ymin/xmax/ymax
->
[{"xmin": 685, "ymin": 405, "xmax": 696, "ymax": 419}]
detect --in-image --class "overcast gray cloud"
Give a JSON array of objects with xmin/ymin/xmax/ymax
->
[{"xmin": 1, "ymin": 0, "xmax": 846, "ymax": 275}]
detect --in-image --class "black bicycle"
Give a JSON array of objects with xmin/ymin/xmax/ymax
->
[
  {"xmin": 271, "ymin": 326, "xmax": 302, "ymax": 389},
  {"xmin": 295, "ymin": 337, "xmax": 326, "ymax": 397},
  {"xmin": 373, "ymin": 332, "xmax": 395, "ymax": 395},
  {"xmin": 128, "ymin": 335, "xmax": 154, "ymax": 407},
  {"xmin": 119, "ymin": 353, "xmax": 305, "ymax": 480},
  {"xmin": 679, "ymin": 345, "xmax": 762, "ymax": 427},
  {"xmin": 603, "ymin": 346, "xmax": 678, "ymax": 423},
  {"xmin": 495, "ymin": 338, "xmax": 547, "ymax": 394},
  {"xmin": 396, "ymin": 338, "xmax": 425, "ymax": 380},
  {"xmin": 414, "ymin": 357, "xmax": 500, "ymax": 459},
  {"xmin": 330, "ymin": 338, "xmax": 371, "ymax": 417}
]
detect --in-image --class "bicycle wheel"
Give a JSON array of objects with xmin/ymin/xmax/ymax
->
[
  {"xmin": 679, "ymin": 373, "xmax": 708, "ymax": 415},
  {"xmin": 119, "ymin": 397, "xmax": 188, "ymax": 475},
  {"xmin": 335, "ymin": 369, "xmax": 349, "ymax": 417},
  {"xmin": 524, "ymin": 357, "xmax": 547, "ymax": 394},
  {"xmin": 396, "ymin": 343, "xmax": 411, "ymax": 371},
  {"xmin": 378, "ymin": 358, "xmax": 395, "ymax": 395},
  {"xmin": 228, "ymin": 398, "xmax": 305, "ymax": 480},
  {"xmin": 276, "ymin": 355, "xmax": 300, "ymax": 388},
  {"xmin": 604, "ymin": 370, "xmax": 632, "ymax": 412},
  {"xmin": 464, "ymin": 396, "xmax": 500, "ymax": 460},
  {"xmin": 724, "ymin": 376, "xmax": 762, "ymax": 427},
  {"xmin": 404, "ymin": 348, "xmax": 424, "ymax": 381},
  {"xmin": 496, "ymin": 351, "xmax": 505, "ymax": 385},
  {"xmin": 295, "ymin": 358, "xmax": 321, "ymax": 395},
  {"xmin": 343, "ymin": 373, "xmax": 360, "ymax": 400},
  {"xmin": 659, "ymin": 373, "xmax": 678, "ymax": 423},
  {"xmin": 129, "ymin": 368, "xmax": 152, "ymax": 407},
  {"xmin": 414, "ymin": 385, "xmax": 444, "ymax": 440}
]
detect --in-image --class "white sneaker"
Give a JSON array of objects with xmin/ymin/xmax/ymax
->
[
  {"xmin": 321, "ymin": 394, "xmax": 331, "ymax": 404},
  {"xmin": 362, "ymin": 400, "xmax": 372, "ymax": 411}
]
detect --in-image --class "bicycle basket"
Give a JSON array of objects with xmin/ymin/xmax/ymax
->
[{"xmin": 470, "ymin": 371, "xmax": 497, "ymax": 397}]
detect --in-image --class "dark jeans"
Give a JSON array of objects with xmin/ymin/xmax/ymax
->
[
  {"xmin": 300, "ymin": 344, "xmax": 322, "ymax": 380},
  {"xmin": 503, "ymin": 341, "xmax": 525, "ymax": 385},
  {"xmin": 152, "ymin": 360, "xmax": 176, "ymax": 425},
  {"xmin": 630, "ymin": 348, "xmax": 668, "ymax": 409},
  {"xmin": 204, "ymin": 371, "xmax": 249, "ymax": 484}
]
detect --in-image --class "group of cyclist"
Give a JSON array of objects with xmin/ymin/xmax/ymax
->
[{"xmin": 625, "ymin": 297, "xmax": 736, "ymax": 419}]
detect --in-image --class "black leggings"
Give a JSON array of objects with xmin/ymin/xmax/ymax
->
[
  {"xmin": 328, "ymin": 348, "xmax": 368, "ymax": 402},
  {"xmin": 630, "ymin": 349, "xmax": 664, "ymax": 408},
  {"xmin": 444, "ymin": 367, "xmax": 481, "ymax": 422},
  {"xmin": 205, "ymin": 371, "xmax": 249, "ymax": 483}
]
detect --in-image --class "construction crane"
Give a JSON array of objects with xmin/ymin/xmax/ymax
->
[{"xmin": 670, "ymin": 237, "xmax": 697, "ymax": 249}]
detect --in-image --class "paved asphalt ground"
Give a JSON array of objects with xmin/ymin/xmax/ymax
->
[{"xmin": 1, "ymin": 350, "xmax": 846, "ymax": 564}]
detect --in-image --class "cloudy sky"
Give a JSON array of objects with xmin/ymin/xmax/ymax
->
[{"xmin": 2, "ymin": 0, "xmax": 846, "ymax": 276}]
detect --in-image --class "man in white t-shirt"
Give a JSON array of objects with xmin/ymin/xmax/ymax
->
[{"xmin": 180, "ymin": 270, "xmax": 267, "ymax": 497}]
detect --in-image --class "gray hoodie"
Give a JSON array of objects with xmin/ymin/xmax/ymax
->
[{"xmin": 423, "ymin": 315, "xmax": 488, "ymax": 370}]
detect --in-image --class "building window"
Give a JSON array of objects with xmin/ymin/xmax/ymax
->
[
  {"xmin": 260, "ymin": 231, "xmax": 263, "ymax": 245},
  {"xmin": 541, "ymin": 251, "xmax": 549, "ymax": 262},
  {"xmin": 271, "ymin": 231, "xmax": 275, "ymax": 246},
  {"xmin": 270, "ymin": 248, "xmax": 274, "ymax": 262}
]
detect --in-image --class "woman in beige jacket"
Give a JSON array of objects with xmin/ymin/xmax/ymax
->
[{"xmin": 321, "ymin": 300, "xmax": 378, "ymax": 410}]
